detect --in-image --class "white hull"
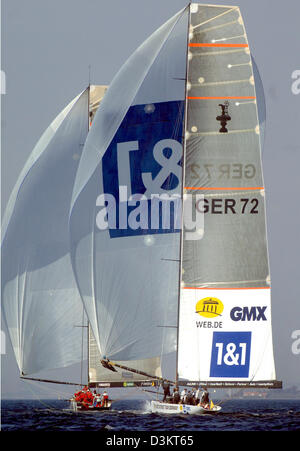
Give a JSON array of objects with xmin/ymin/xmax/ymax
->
[{"xmin": 150, "ymin": 400, "xmax": 221, "ymax": 415}]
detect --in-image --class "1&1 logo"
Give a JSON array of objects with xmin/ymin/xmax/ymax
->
[
  {"xmin": 101, "ymin": 100, "xmax": 184, "ymax": 238},
  {"xmin": 210, "ymin": 331, "xmax": 251, "ymax": 378}
]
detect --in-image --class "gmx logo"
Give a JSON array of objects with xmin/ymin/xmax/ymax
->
[{"xmin": 100, "ymin": 101, "xmax": 184, "ymax": 238}]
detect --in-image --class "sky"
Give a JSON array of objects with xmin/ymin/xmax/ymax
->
[{"xmin": 1, "ymin": 0, "xmax": 300, "ymax": 399}]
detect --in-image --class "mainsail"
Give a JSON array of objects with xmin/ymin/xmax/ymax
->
[{"xmin": 177, "ymin": 3, "xmax": 280, "ymax": 388}]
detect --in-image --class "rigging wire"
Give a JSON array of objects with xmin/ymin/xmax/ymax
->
[
  {"xmin": 20, "ymin": 379, "xmax": 74, "ymax": 414},
  {"xmin": 80, "ymin": 306, "xmax": 85, "ymax": 387}
]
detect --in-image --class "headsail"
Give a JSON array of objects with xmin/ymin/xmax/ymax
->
[
  {"xmin": 70, "ymin": 7, "xmax": 189, "ymax": 383},
  {"xmin": 1, "ymin": 87, "xmax": 105, "ymax": 375},
  {"xmin": 177, "ymin": 4, "xmax": 280, "ymax": 388}
]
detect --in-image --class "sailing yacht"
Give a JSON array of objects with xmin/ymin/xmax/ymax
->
[{"xmin": 1, "ymin": 3, "xmax": 281, "ymax": 415}]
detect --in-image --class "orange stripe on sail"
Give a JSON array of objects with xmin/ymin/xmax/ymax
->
[
  {"xmin": 189, "ymin": 43, "xmax": 248, "ymax": 48},
  {"xmin": 183, "ymin": 287, "xmax": 270, "ymax": 290},
  {"xmin": 184, "ymin": 187, "xmax": 264, "ymax": 191},
  {"xmin": 187, "ymin": 96, "xmax": 256, "ymax": 100}
]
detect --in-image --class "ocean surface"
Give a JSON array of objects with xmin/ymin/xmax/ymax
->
[{"xmin": 1, "ymin": 398, "xmax": 300, "ymax": 433}]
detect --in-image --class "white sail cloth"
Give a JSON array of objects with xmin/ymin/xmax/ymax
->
[
  {"xmin": 1, "ymin": 90, "xmax": 89, "ymax": 374},
  {"xmin": 178, "ymin": 4, "xmax": 276, "ymax": 385},
  {"xmin": 69, "ymin": 7, "xmax": 189, "ymax": 364}
]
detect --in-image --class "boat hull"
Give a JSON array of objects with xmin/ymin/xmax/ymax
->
[
  {"xmin": 70, "ymin": 399, "xmax": 112, "ymax": 412},
  {"xmin": 150, "ymin": 400, "xmax": 221, "ymax": 415}
]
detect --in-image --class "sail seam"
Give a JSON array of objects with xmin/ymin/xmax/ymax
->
[
  {"xmin": 213, "ymin": 34, "xmax": 246, "ymax": 43},
  {"xmin": 192, "ymin": 7, "xmax": 239, "ymax": 30},
  {"xmin": 186, "ymin": 128, "xmax": 257, "ymax": 137},
  {"xmin": 195, "ymin": 19, "xmax": 240, "ymax": 35},
  {"xmin": 190, "ymin": 48, "xmax": 248, "ymax": 57},
  {"xmin": 190, "ymin": 191, "xmax": 264, "ymax": 198},
  {"xmin": 189, "ymin": 79, "xmax": 252, "ymax": 87}
]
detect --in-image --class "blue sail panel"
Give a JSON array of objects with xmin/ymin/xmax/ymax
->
[{"xmin": 102, "ymin": 100, "xmax": 184, "ymax": 238}]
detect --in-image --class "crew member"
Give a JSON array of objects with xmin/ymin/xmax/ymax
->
[
  {"xmin": 172, "ymin": 387, "xmax": 180, "ymax": 404},
  {"xmin": 195, "ymin": 387, "xmax": 201, "ymax": 405},
  {"xmin": 200, "ymin": 387, "xmax": 210, "ymax": 408},
  {"xmin": 180, "ymin": 388, "xmax": 187, "ymax": 404},
  {"xmin": 163, "ymin": 382, "xmax": 171, "ymax": 402},
  {"xmin": 102, "ymin": 390, "xmax": 109, "ymax": 407}
]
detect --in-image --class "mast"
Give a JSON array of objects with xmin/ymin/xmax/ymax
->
[
  {"xmin": 82, "ymin": 83, "xmax": 91, "ymax": 389},
  {"xmin": 86, "ymin": 83, "xmax": 91, "ymax": 388},
  {"xmin": 175, "ymin": 2, "xmax": 191, "ymax": 387}
]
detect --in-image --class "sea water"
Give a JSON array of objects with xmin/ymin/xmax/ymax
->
[{"xmin": 1, "ymin": 399, "xmax": 299, "ymax": 433}]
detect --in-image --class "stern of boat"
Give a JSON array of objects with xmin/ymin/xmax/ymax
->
[{"xmin": 150, "ymin": 400, "xmax": 221, "ymax": 414}]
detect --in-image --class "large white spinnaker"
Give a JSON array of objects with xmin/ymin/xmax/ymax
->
[
  {"xmin": 178, "ymin": 4, "xmax": 280, "ymax": 388},
  {"xmin": 1, "ymin": 90, "xmax": 90, "ymax": 375},
  {"xmin": 70, "ymin": 7, "xmax": 189, "ymax": 384}
]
